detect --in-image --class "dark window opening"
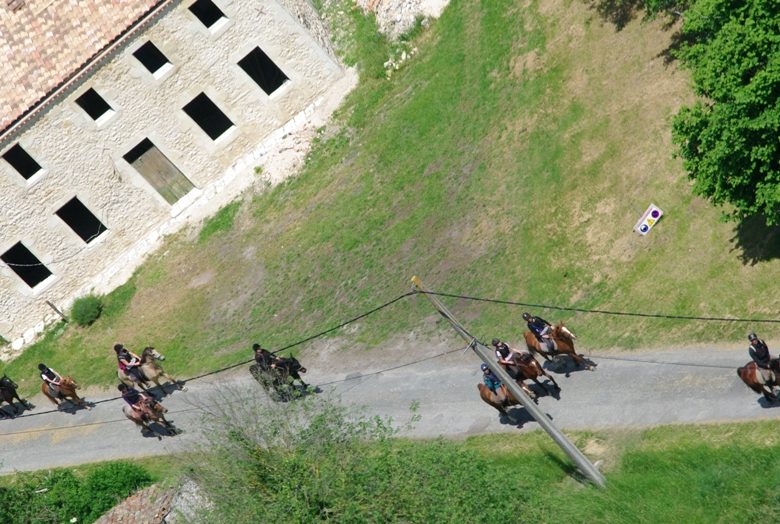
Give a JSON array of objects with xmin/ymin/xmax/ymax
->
[
  {"xmin": 182, "ymin": 93, "xmax": 234, "ymax": 140},
  {"xmin": 124, "ymin": 138, "xmax": 194, "ymax": 204},
  {"xmin": 1, "ymin": 242, "xmax": 52, "ymax": 288},
  {"xmin": 56, "ymin": 197, "xmax": 107, "ymax": 243},
  {"xmin": 2, "ymin": 143, "xmax": 42, "ymax": 179},
  {"xmin": 75, "ymin": 88, "xmax": 113, "ymax": 121},
  {"xmin": 133, "ymin": 41, "xmax": 171, "ymax": 75},
  {"xmin": 189, "ymin": 0, "xmax": 226, "ymax": 28},
  {"xmin": 238, "ymin": 47, "xmax": 289, "ymax": 95}
]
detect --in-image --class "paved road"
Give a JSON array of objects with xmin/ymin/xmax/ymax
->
[{"xmin": 1, "ymin": 345, "xmax": 777, "ymax": 473}]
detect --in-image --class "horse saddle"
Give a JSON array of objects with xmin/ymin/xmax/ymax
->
[{"xmin": 517, "ymin": 352, "xmax": 535, "ymax": 365}]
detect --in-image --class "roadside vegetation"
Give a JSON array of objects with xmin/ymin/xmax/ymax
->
[
  {"xmin": 185, "ymin": 394, "xmax": 780, "ymax": 523},
  {"xmin": 2, "ymin": 0, "xmax": 778, "ymax": 398},
  {"xmin": 0, "ymin": 461, "xmax": 152, "ymax": 523}
]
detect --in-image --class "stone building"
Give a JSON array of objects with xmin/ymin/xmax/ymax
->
[{"xmin": 0, "ymin": 0, "xmax": 344, "ymax": 351}]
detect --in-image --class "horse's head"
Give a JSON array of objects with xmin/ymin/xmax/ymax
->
[
  {"xmin": 143, "ymin": 346, "xmax": 165, "ymax": 361},
  {"xmin": 554, "ymin": 323, "xmax": 577, "ymax": 341}
]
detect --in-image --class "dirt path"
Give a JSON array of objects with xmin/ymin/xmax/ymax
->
[{"xmin": 0, "ymin": 342, "xmax": 777, "ymax": 474}]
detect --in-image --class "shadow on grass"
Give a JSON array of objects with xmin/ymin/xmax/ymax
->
[
  {"xmin": 730, "ymin": 215, "xmax": 780, "ymax": 265},
  {"xmin": 585, "ymin": 0, "xmax": 644, "ymax": 31},
  {"xmin": 541, "ymin": 449, "xmax": 583, "ymax": 481}
]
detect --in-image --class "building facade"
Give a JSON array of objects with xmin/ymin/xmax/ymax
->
[{"xmin": 0, "ymin": 0, "xmax": 344, "ymax": 351}]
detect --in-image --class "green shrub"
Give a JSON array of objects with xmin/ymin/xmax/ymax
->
[
  {"xmin": 78, "ymin": 462, "xmax": 152, "ymax": 521},
  {"xmin": 0, "ymin": 462, "xmax": 152, "ymax": 524},
  {"xmin": 70, "ymin": 294, "xmax": 103, "ymax": 327}
]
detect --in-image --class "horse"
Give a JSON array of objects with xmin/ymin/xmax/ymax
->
[
  {"xmin": 122, "ymin": 397, "xmax": 176, "ymax": 436},
  {"xmin": 506, "ymin": 352, "xmax": 560, "ymax": 394},
  {"xmin": 524, "ymin": 323, "xmax": 594, "ymax": 372},
  {"xmin": 41, "ymin": 376, "xmax": 91, "ymax": 411},
  {"xmin": 250, "ymin": 356, "xmax": 308, "ymax": 401},
  {"xmin": 118, "ymin": 347, "xmax": 186, "ymax": 395},
  {"xmin": 737, "ymin": 359, "xmax": 780, "ymax": 401},
  {"xmin": 478, "ymin": 383, "xmax": 521, "ymax": 417},
  {"xmin": 0, "ymin": 375, "xmax": 33, "ymax": 418},
  {"xmin": 275, "ymin": 356, "xmax": 308, "ymax": 388}
]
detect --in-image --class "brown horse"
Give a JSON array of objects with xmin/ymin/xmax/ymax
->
[
  {"xmin": 118, "ymin": 347, "xmax": 186, "ymax": 394},
  {"xmin": 0, "ymin": 375, "xmax": 33, "ymax": 418},
  {"xmin": 41, "ymin": 377, "xmax": 91, "ymax": 410},
  {"xmin": 507, "ymin": 352, "xmax": 560, "ymax": 394},
  {"xmin": 524, "ymin": 323, "xmax": 594, "ymax": 372},
  {"xmin": 123, "ymin": 397, "xmax": 176, "ymax": 436},
  {"xmin": 737, "ymin": 359, "xmax": 780, "ymax": 401},
  {"xmin": 478, "ymin": 383, "xmax": 521, "ymax": 417}
]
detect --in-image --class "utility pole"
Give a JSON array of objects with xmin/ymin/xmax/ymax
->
[{"xmin": 411, "ymin": 276, "xmax": 606, "ymax": 488}]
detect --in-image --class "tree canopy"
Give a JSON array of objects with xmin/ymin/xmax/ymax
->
[{"xmin": 670, "ymin": 0, "xmax": 780, "ymax": 225}]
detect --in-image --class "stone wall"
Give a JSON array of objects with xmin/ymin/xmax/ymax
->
[{"xmin": 0, "ymin": 0, "xmax": 344, "ymax": 351}]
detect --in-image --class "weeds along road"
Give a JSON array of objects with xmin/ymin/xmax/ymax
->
[{"xmin": 0, "ymin": 345, "xmax": 776, "ymax": 473}]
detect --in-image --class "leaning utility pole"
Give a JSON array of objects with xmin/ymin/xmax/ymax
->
[{"xmin": 410, "ymin": 276, "xmax": 606, "ymax": 488}]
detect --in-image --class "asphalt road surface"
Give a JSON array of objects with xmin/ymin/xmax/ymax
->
[{"xmin": 1, "ymin": 345, "xmax": 777, "ymax": 474}]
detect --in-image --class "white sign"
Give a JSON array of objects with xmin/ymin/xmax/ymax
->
[{"xmin": 634, "ymin": 203, "xmax": 663, "ymax": 235}]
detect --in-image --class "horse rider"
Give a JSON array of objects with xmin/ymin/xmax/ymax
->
[
  {"xmin": 114, "ymin": 344, "xmax": 147, "ymax": 384},
  {"xmin": 481, "ymin": 363, "xmax": 502, "ymax": 394},
  {"xmin": 491, "ymin": 338, "xmax": 522, "ymax": 379},
  {"xmin": 253, "ymin": 343, "xmax": 282, "ymax": 372},
  {"xmin": 118, "ymin": 383, "xmax": 151, "ymax": 420},
  {"xmin": 523, "ymin": 312, "xmax": 554, "ymax": 352},
  {"xmin": 748, "ymin": 332, "xmax": 772, "ymax": 369},
  {"xmin": 38, "ymin": 363, "xmax": 62, "ymax": 397}
]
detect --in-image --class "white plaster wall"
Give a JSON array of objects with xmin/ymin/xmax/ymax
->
[{"xmin": 0, "ymin": 0, "xmax": 344, "ymax": 346}]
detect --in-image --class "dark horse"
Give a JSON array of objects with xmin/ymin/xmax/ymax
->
[
  {"xmin": 250, "ymin": 356, "xmax": 308, "ymax": 401},
  {"xmin": 524, "ymin": 323, "xmax": 595, "ymax": 373},
  {"xmin": 737, "ymin": 359, "xmax": 780, "ymax": 401},
  {"xmin": 506, "ymin": 351, "xmax": 561, "ymax": 395},
  {"xmin": 0, "ymin": 375, "xmax": 34, "ymax": 418}
]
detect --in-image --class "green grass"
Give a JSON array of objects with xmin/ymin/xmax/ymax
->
[
  {"xmin": 198, "ymin": 201, "xmax": 242, "ymax": 243},
  {"xmin": 3, "ymin": 0, "xmax": 780, "ymax": 394}
]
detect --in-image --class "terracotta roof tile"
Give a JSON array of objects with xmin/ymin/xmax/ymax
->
[{"xmin": 0, "ymin": 0, "xmax": 161, "ymax": 132}]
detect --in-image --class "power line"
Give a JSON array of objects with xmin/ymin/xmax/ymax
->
[{"xmin": 422, "ymin": 291, "xmax": 780, "ymax": 324}]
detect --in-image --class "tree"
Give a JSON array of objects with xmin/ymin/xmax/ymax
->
[{"xmin": 671, "ymin": 0, "xmax": 780, "ymax": 225}]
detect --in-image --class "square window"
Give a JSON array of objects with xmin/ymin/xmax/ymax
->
[
  {"xmin": 133, "ymin": 41, "xmax": 172, "ymax": 77},
  {"xmin": 189, "ymin": 0, "xmax": 227, "ymax": 29},
  {"xmin": 56, "ymin": 197, "xmax": 108, "ymax": 243},
  {"xmin": 2, "ymin": 143, "xmax": 42, "ymax": 180},
  {"xmin": 1, "ymin": 242, "xmax": 52, "ymax": 288},
  {"xmin": 182, "ymin": 93, "xmax": 234, "ymax": 140},
  {"xmin": 238, "ymin": 47, "xmax": 289, "ymax": 95},
  {"xmin": 75, "ymin": 88, "xmax": 114, "ymax": 122}
]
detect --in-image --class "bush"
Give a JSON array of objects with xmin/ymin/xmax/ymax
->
[
  {"xmin": 0, "ymin": 462, "xmax": 152, "ymax": 524},
  {"xmin": 70, "ymin": 294, "xmax": 103, "ymax": 327}
]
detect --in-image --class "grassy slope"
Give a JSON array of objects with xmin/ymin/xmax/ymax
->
[{"xmin": 3, "ymin": 0, "xmax": 779, "ymax": 394}]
